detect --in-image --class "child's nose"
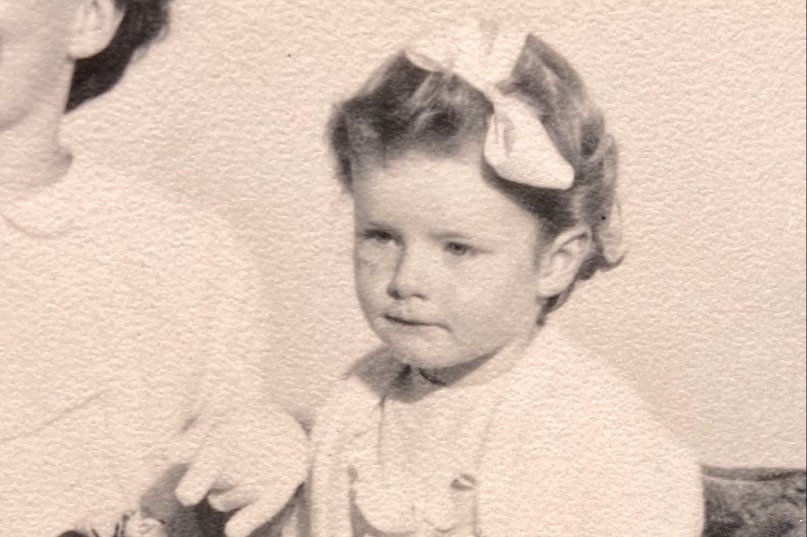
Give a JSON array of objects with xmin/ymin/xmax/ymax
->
[{"xmin": 387, "ymin": 248, "xmax": 431, "ymax": 300}]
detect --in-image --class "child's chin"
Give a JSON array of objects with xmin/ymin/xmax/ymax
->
[{"xmin": 385, "ymin": 342, "xmax": 464, "ymax": 370}]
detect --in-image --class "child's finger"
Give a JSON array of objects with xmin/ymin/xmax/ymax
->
[
  {"xmin": 224, "ymin": 494, "xmax": 290, "ymax": 537},
  {"xmin": 175, "ymin": 448, "xmax": 220, "ymax": 506},
  {"xmin": 207, "ymin": 484, "xmax": 259, "ymax": 512}
]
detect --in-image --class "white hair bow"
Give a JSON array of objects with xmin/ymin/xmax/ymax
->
[{"xmin": 404, "ymin": 21, "xmax": 575, "ymax": 190}]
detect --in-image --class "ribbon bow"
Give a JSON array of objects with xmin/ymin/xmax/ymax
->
[{"xmin": 405, "ymin": 21, "xmax": 575, "ymax": 190}]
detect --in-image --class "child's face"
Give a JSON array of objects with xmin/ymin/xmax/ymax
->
[
  {"xmin": 0, "ymin": 0, "xmax": 82, "ymax": 132},
  {"xmin": 352, "ymin": 151, "xmax": 545, "ymax": 372}
]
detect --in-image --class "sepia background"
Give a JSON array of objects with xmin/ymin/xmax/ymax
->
[{"xmin": 64, "ymin": 0, "xmax": 806, "ymax": 467}]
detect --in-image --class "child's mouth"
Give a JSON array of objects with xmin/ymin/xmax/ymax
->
[{"xmin": 384, "ymin": 314, "xmax": 434, "ymax": 327}]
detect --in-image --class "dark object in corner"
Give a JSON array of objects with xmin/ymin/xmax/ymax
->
[{"xmin": 702, "ymin": 465, "xmax": 806, "ymax": 537}]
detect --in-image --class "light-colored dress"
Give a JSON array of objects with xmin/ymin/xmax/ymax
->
[
  {"xmin": 0, "ymin": 153, "xmax": 295, "ymax": 536},
  {"xmin": 309, "ymin": 326, "xmax": 705, "ymax": 537}
]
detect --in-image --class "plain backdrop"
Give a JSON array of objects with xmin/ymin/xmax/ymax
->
[{"xmin": 65, "ymin": 0, "xmax": 806, "ymax": 467}]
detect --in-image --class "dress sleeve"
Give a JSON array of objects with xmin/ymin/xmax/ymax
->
[
  {"xmin": 171, "ymin": 206, "xmax": 295, "ymax": 429},
  {"xmin": 478, "ymin": 342, "xmax": 704, "ymax": 537},
  {"xmin": 572, "ymin": 421, "xmax": 705, "ymax": 536},
  {"xmin": 481, "ymin": 407, "xmax": 704, "ymax": 536},
  {"xmin": 206, "ymin": 238, "xmax": 266, "ymax": 418},
  {"xmin": 155, "ymin": 206, "xmax": 309, "ymax": 518}
]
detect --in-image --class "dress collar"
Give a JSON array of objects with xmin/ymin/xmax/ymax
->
[
  {"xmin": 1, "ymin": 152, "xmax": 97, "ymax": 238},
  {"xmin": 346, "ymin": 330, "xmax": 566, "ymax": 536}
]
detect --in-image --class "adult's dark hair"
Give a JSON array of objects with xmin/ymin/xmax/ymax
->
[
  {"xmin": 66, "ymin": 0, "xmax": 172, "ymax": 112},
  {"xmin": 329, "ymin": 34, "xmax": 624, "ymax": 321}
]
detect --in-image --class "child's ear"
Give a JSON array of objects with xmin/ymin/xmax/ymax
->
[
  {"xmin": 68, "ymin": 0, "xmax": 124, "ymax": 60},
  {"xmin": 535, "ymin": 225, "xmax": 592, "ymax": 299}
]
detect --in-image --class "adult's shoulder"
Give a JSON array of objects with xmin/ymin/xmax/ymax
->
[
  {"xmin": 93, "ymin": 168, "xmax": 241, "ymax": 257},
  {"xmin": 76, "ymin": 159, "xmax": 259, "ymax": 298}
]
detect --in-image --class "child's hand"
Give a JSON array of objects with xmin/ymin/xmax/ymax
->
[{"xmin": 174, "ymin": 404, "xmax": 309, "ymax": 537}]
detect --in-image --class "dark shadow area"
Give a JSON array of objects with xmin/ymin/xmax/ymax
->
[{"xmin": 702, "ymin": 465, "xmax": 806, "ymax": 537}]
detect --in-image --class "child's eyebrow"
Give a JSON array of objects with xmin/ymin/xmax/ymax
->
[
  {"xmin": 430, "ymin": 231, "xmax": 476, "ymax": 241},
  {"xmin": 359, "ymin": 220, "xmax": 396, "ymax": 230}
]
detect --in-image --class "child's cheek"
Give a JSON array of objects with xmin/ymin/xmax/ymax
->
[
  {"xmin": 355, "ymin": 243, "xmax": 396, "ymax": 272},
  {"xmin": 354, "ymin": 242, "xmax": 397, "ymax": 293}
]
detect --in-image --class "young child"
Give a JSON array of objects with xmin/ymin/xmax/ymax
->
[
  {"xmin": 309, "ymin": 22, "xmax": 704, "ymax": 536},
  {"xmin": 0, "ymin": 1, "xmax": 307, "ymax": 536}
]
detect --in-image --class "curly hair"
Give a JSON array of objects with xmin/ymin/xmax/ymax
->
[
  {"xmin": 66, "ymin": 0, "xmax": 172, "ymax": 112},
  {"xmin": 329, "ymin": 33, "xmax": 623, "ymax": 321}
]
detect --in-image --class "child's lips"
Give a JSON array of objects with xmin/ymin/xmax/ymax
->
[{"xmin": 383, "ymin": 313, "xmax": 445, "ymax": 330}]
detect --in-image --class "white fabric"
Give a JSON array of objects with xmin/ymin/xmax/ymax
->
[
  {"xmin": 309, "ymin": 326, "xmax": 705, "ymax": 536},
  {"xmin": 0, "ymin": 153, "xmax": 270, "ymax": 535},
  {"xmin": 348, "ymin": 369, "xmax": 501, "ymax": 536}
]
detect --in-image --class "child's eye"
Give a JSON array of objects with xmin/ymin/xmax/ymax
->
[
  {"xmin": 444, "ymin": 241, "xmax": 476, "ymax": 257},
  {"xmin": 361, "ymin": 229, "xmax": 395, "ymax": 244}
]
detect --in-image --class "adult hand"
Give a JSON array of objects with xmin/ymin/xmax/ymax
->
[{"xmin": 175, "ymin": 404, "xmax": 309, "ymax": 537}]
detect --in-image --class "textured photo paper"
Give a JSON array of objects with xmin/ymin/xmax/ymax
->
[{"xmin": 2, "ymin": 1, "xmax": 805, "ymax": 536}]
